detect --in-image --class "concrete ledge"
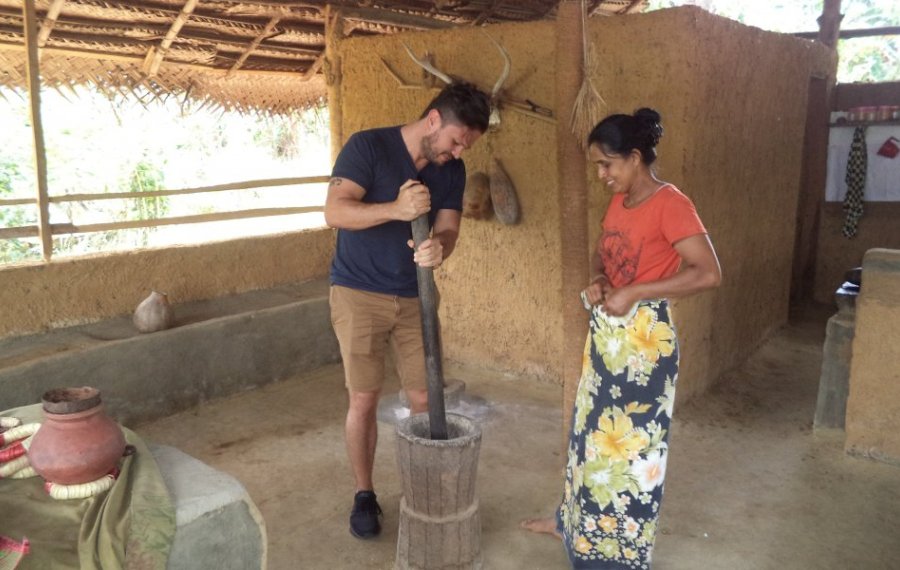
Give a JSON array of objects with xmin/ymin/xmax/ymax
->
[
  {"xmin": 0, "ymin": 279, "xmax": 339, "ymax": 425},
  {"xmin": 149, "ymin": 444, "xmax": 267, "ymax": 570}
]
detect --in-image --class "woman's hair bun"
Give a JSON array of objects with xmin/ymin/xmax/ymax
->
[{"xmin": 633, "ymin": 107, "xmax": 663, "ymax": 147}]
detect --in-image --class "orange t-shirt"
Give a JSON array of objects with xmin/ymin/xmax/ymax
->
[{"xmin": 598, "ymin": 184, "xmax": 707, "ymax": 288}]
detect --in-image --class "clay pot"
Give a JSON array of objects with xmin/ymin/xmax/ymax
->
[
  {"xmin": 133, "ymin": 290, "xmax": 174, "ymax": 333},
  {"xmin": 28, "ymin": 387, "xmax": 126, "ymax": 485},
  {"xmin": 462, "ymin": 172, "xmax": 492, "ymax": 220}
]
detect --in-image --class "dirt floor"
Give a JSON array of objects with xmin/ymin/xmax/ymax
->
[{"xmin": 136, "ymin": 303, "xmax": 900, "ymax": 569}]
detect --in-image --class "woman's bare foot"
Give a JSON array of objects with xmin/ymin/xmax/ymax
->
[{"xmin": 520, "ymin": 517, "xmax": 562, "ymax": 540}]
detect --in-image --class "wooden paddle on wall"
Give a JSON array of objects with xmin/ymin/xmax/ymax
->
[{"xmin": 411, "ymin": 214, "xmax": 449, "ymax": 440}]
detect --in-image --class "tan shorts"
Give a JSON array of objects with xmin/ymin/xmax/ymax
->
[{"xmin": 329, "ymin": 285, "xmax": 427, "ymax": 393}]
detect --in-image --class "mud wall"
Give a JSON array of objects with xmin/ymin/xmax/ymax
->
[
  {"xmin": 339, "ymin": 21, "xmax": 565, "ymax": 383},
  {"xmin": 0, "ymin": 229, "xmax": 334, "ymax": 339},
  {"xmin": 845, "ymin": 248, "xmax": 900, "ymax": 464},
  {"xmin": 337, "ymin": 7, "xmax": 832, "ymax": 398},
  {"xmin": 585, "ymin": 8, "xmax": 834, "ymax": 400},
  {"xmin": 814, "ymin": 203, "xmax": 900, "ymax": 302}
]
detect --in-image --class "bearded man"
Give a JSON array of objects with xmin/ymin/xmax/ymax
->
[{"xmin": 324, "ymin": 82, "xmax": 490, "ymax": 539}]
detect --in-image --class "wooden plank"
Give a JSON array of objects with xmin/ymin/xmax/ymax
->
[
  {"xmin": 0, "ymin": 206, "xmax": 324, "ymax": 239},
  {"xmin": 227, "ymin": 14, "xmax": 281, "ymax": 78},
  {"xmin": 794, "ymin": 25, "xmax": 900, "ymax": 40},
  {"xmin": 22, "ymin": 0, "xmax": 53, "ymax": 261},
  {"xmin": 0, "ymin": 176, "xmax": 330, "ymax": 207},
  {"xmin": 142, "ymin": 0, "xmax": 199, "ymax": 77},
  {"xmin": 37, "ymin": 0, "xmax": 67, "ymax": 47}
]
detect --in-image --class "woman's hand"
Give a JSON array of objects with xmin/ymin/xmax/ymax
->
[
  {"xmin": 602, "ymin": 286, "xmax": 638, "ymax": 317},
  {"xmin": 583, "ymin": 275, "xmax": 612, "ymax": 306}
]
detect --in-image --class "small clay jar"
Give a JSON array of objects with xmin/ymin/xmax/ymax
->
[
  {"xmin": 28, "ymin": 387, "xmax": 126, "ymax": 485},
  {"xmin": 133, "ymin": 291, "xmax": 174, "ymax": 333}
]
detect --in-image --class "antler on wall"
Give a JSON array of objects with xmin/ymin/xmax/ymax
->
[{"xmin": 390, "ymin": 36, "xmax": 554, "ymax": 126}]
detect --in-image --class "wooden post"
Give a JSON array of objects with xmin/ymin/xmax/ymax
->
[
  {"xmin": 22, "ymin": 0, "xmax": 53, "ymax": 261},
  {"xmin": 790, "ymin": 76, "xmax": 830, "ymax": 302},
  {"xmin": 556, "ymin": 0, "xmax": 590, "ymax": 449},
  {"xmin": 324, "ymin": 4, "xmax": 344, "ymax": 164},
  {"xmin": 818, "ymin": 0, "xmax": 843, "ymax": 48}
]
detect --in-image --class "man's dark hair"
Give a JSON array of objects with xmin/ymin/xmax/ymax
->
[{"xmin": 421, "ymin": 82, "xmax": 491, "ymax": 133}]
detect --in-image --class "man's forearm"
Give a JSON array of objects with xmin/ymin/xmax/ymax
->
[
  {"xmin": 433, "ymin": 229, "xmax": 459, "ymax": 261},
  {"xmin": 325, "ymin": 197, "xmax": 399, "ymax": 230}
]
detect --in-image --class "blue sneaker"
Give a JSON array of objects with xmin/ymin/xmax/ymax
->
[{"xmin": 349, "ymin": 490, "xmax": 383, "ymax": 539}]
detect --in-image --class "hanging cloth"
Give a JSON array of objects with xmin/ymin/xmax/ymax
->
[{"xmin": 842, "ymin": 126, "xmax": 867, "ymax": 238}]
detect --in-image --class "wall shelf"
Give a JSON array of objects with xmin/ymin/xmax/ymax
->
[{"xmin": 829, "ymin": 120, "xmax": 900, "ymax": 127}]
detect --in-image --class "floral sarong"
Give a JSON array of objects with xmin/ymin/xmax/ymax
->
[{"xmin": 558, "ymin": 299, "xmax": 678, "ymax": 569}]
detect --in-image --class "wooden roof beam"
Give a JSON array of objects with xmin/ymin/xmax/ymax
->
[
  {"xmin": 37, "ymin": 0, "xmax": 67, "ymax": 47},
  {"xmin": 624, "ymin": 0, "xmax": 645, "ymax": 14},
  {"xmin": 0, "ymin": 9, "xmax": 324, "ymax": 56},
  {"xmin": 340, "ymin": 6, "xmax": 456, "ymax": 30},
  {"xmin": 0, "ymin": 39, "xmax": 322, "ymax": 79},
  {"xmin": 299, "ymin": 51, "xmax": 323, "ymax": 81},
  {"xmin": 142, "ymin": 0, "xmax": 199, "ymax": 77},
  {"xmin": 470, "ymin": 0, "xmax": 500, "ymax": 26},
  {"xmin": 794, "ymin": 25, "xmax": 900, "ymax": 40},
  {"xmin": 226, "ymin": 13, "xmax": 280, "ymax": 78}
]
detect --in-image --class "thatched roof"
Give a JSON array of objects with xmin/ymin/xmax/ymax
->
[{"xmin": 0, "ymin": 1, "xmax": 647, "ymax": 113}]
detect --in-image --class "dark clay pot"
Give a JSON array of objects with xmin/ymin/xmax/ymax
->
[{"xmin": 28, "ymin": 387, "xmax": 126, "ymax": 485}]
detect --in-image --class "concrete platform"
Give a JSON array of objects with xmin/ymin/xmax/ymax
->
[
  {"xmin": 0, "ymin": 279, "xmax": 340, "ymax": 425},
  {"xmin": 150, "ymin": 445, "xmax": 266, "ymax": 570}
]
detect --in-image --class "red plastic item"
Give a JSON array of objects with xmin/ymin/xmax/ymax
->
[{"xmin": 877, "ymin": 136, "xmax": 899, "ymax": 159}]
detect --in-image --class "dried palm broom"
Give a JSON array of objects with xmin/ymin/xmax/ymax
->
[{"xmin": 570, "ymin": 0, "xmax": 606, "ymax": 149}]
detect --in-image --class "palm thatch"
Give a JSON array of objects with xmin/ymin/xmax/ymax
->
[{"xmin": 0, "ymin": 0, "xmax": 648, "ymax": 114}]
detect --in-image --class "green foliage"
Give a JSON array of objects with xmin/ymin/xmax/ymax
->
[
  {"xmin": 0, "ymin": 89, "xmax": 330, "ymax": 265},
  {"xmin": 0, "ymin": 160, "xmax": 40, "ymax": 262},
  {"xmin": 127, "ymin": 160, "xmax": 169, "ymax": 246}
]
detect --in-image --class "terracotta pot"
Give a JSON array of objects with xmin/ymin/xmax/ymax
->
[{"xmin": 28, "ymin": 387, "xmax": 126, "ymax": 485}]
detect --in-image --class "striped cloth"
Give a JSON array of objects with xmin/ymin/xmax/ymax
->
[{"xmin": 842, "ymin": 126, "xmax": 867, "ymax": 238}]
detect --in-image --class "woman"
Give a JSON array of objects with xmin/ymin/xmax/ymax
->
[{"xmin": 523, "ymin": 108, "xmax": 721, "ymax": 568}]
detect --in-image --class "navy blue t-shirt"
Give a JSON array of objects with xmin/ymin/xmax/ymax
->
[{"xmin": 330, "ymin": 126, "xmax": 466, "ymax": 297}]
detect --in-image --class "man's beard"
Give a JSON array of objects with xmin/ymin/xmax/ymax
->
[{"xmin": 421, "ymin": 132, "xmax": 449, "ymax": 164}]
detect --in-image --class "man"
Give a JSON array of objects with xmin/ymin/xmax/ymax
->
[{"xmin": 324, "ymin": 82, "xmax": 490, "ymax": 539}]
